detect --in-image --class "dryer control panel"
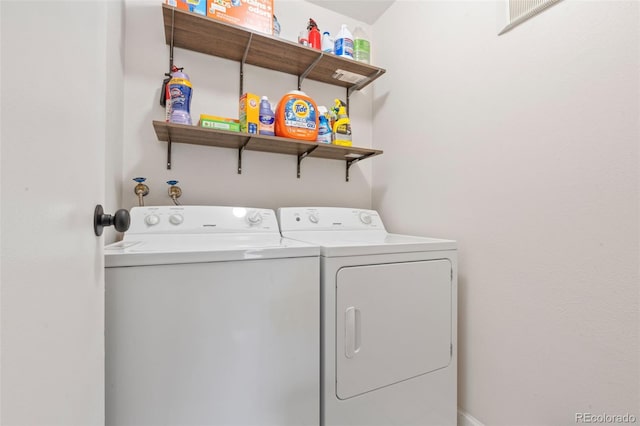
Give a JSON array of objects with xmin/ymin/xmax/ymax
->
[
  {"xmin": 278, "ymin": 207, "xmax": 386, "ymax": 232},
  {"xmin": 127, "ymin": 206, "xmax": 279, "ymax": 234}
]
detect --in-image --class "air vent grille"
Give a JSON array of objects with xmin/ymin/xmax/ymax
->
[{"xmin": 499, "ymin": 0, "xmax": 563, "ymax": 35}]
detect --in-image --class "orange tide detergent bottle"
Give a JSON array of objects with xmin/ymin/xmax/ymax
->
[{"xmin": 275, "ymin": 91, "xmax": 319, "ymax": 141}]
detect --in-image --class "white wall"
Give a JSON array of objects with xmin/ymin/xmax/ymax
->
[
  {"xmin": 122, "ymin": 0, "xmax": 375, "ymax": 210},
  {"xmin": 1, "ymin": 1, "xmax": 123, "ymax": 424},
  {"xmin": 373, "ymin": 0, "xmax": 639, "ymax": 424},
  {"xmin": 105, "ymin": 1, "xmax": 126, "ymax": 244}
]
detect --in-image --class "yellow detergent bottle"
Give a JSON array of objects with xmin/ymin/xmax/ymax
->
[{"xmin": 332, "ymin": 99, "xmax": 352, "ymax": 146}]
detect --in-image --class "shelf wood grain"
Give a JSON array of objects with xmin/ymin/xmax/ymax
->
[
  {"xmin": 161, "ymin": 4, "xmax": 386, "ymax": 90},
  {"xmin": 153, "ymin": 121, "xmax": 383, "ymax": 162}
]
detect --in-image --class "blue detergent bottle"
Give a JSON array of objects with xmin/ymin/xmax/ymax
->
[
  {"xmin": 316, "ymin": 106, "xmax": 332, "ymax": 144},
  {"xmin": 334, "ymin": 24, "xmax": 354, "ymax": 59},
  {"xmin": 168, "ymin": 68, "xmax": 193, "ymax": 125},
  {"xmin": 259, "ymin": 96, "xmax": 275, "ymax": 136}
]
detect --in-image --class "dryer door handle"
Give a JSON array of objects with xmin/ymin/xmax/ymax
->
[{"xmin": 345, "ymin": 307, "xmax": 361, "ymax": 358}]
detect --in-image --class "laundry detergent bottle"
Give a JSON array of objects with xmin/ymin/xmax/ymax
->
[
  {"xmin": 259, "ymin": 96, "xmax": 275, "ymax": 136},
  {"xmin": 353, "ymin": 26, "xmax": 370, "ymax": 64},
  {"xmin": 334, "ymin": 24, "xmax": 354, "ymax": 59},
  {"xmin": 275, "ymin": 91, "xmax": 319, "ymax": 141},
  {"xmin": 316, "ymin": 106, "xmax": 332, "ymax": 144},
  {"xmin": 322, "ymin": 31, "xmax": 334, "ymax": 53},
  {"xmin": 332, "ymin": 99, "xmax": 352, "ymax": 146},
  {"xmin": 168, "ymin": 67, "xmax": 193, "ymax": 125}
]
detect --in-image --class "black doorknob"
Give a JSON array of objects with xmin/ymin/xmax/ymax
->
[{"xmin": 94, "ymin": 204, "xmax": 130, "ymax": 236}]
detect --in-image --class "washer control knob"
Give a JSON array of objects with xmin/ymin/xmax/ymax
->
[
  {"xmin": 359, "ymin": 212, "xmax": 372, "ymax": 225},
  {"xmin": 247, "ymin": 210, "xmax": 263, "ymax": 225},
  {"xmin": 169, "ymin": 214, "xmax": 184, "ymax": 225},
  {"xmin": 145, "ymin": 214, "xmax": 160, "ymax": 226},
  {"xmin": 308, "ymin": 213, "xmax": 319, "ymax": 224}
]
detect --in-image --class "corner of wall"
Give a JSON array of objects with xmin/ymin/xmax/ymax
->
[{"xmin": 458, "ymin": 409, "xmax": 485, "ymax": 426}]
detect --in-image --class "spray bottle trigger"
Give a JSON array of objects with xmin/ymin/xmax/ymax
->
[
  {"xmin": 160, "ymin": 73, "xmax": 171, "ymax": 107},
  {"xmin": 160, "ymin": 66, "xmax": 183, "ymax": 107}
]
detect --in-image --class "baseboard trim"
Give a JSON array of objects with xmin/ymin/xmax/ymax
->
[{"xmin": 458, "ymin": 409, "xmax": 485, "ymax": 426}]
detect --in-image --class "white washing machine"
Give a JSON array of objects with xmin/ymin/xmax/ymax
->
[
  {"xmin": 105, "ymin": 206, "xmax": 320, "ymax": 426},
  {"xmin": 278, "ymin": 207, "xmax": 458, "ymax": 426}
]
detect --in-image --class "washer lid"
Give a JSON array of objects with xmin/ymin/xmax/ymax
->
[
  {"xmin": 105, "ymin": 234, "xmax": 320, "ymax": 267},
  {"xmin": 280, "ymin": 231, "xmax": 456, "ymax": 257},
  {"xmin": 105, "ymin": 206, "xmax": 319, "ymax": 267}
]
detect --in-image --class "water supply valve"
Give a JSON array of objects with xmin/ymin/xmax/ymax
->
[
  {"xmin": 133, "ymin": 177, "xmax": 149, "ymax": 206},
  {"xmin": 167, "ymin": 180, "xmax": 182, "ymax": 205}
]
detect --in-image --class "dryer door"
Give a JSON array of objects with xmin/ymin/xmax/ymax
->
[{"xmin": 335, "ymin": 259, "xmax": 452, "ymax": 400}]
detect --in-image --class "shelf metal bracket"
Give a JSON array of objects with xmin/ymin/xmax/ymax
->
[
  {"xmin": 346, "ymin": 87, "xmax": 349, "ymax": 113},
  {"xmin": 169, "ymin": 8, "xmax": 175, "ymax": 71},
  {"xmin": 298, "ymin": 52, "xmax": 324, "ymax": 90},
  {"xmin": 240, "ymin": 33, "xmax": 253, "ymax": 98},
  {"xmin": 166, "ymin": 127, "xmax": 173, "ymax": 170},
  {"xmin": 345, "ymin": 152, "xmax": 376, "ymax": 182},
  {"xmin": 237, "ymin": 137, "xmax": 251, "ymax": 174},
  {"xmin": 346, "ymin": 69, "xmax": 384, "ymax": 111},
  {"xmin": 297, "ymin": 145, "xmax": 318, "ymax": 178}
]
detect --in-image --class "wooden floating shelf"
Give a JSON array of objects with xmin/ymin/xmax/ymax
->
[
  {"xmin": 152, "ymin": 121, "xmax": 383, "ymax": 181},
  {"xmin": 152, "ymin": 121, "xmax": 383, "ymax": 160},
  {"xmin": 161, "ymin": 4, "xmax": 386, "ymax": 91}
]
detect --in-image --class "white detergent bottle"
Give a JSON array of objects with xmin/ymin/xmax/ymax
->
[
  {"xmin": 334, "ymin": 24, "xmax": 353, "ymax": 59},
  {"xmin": 322, "ymin": 31, "xmax": 334, "ymax": 54},
  {"xmin": 353, "ymin": 26, "xmax": 370, "ymax": 64}
]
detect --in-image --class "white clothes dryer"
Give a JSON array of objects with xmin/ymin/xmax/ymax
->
[
  {"xmin": 105, "ymin": 206, "xmax": 320, "ymax": 426},
  {"xmin": 278, "ymin": 207, "xmax": 458, "ymax": 426}
]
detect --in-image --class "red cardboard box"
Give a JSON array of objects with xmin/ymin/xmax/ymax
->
[{"xmin": 206, "ymin": 0, "xmax": 273, "ymax": 35}]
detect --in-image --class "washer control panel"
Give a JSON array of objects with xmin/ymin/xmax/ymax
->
[
  {"xmin": 127, "ymin": 206, "xmax": 279, "ymax": 234},
  {"xmin": 277, "ymin": 207, "xmax": 385, "ymax": 231}
]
